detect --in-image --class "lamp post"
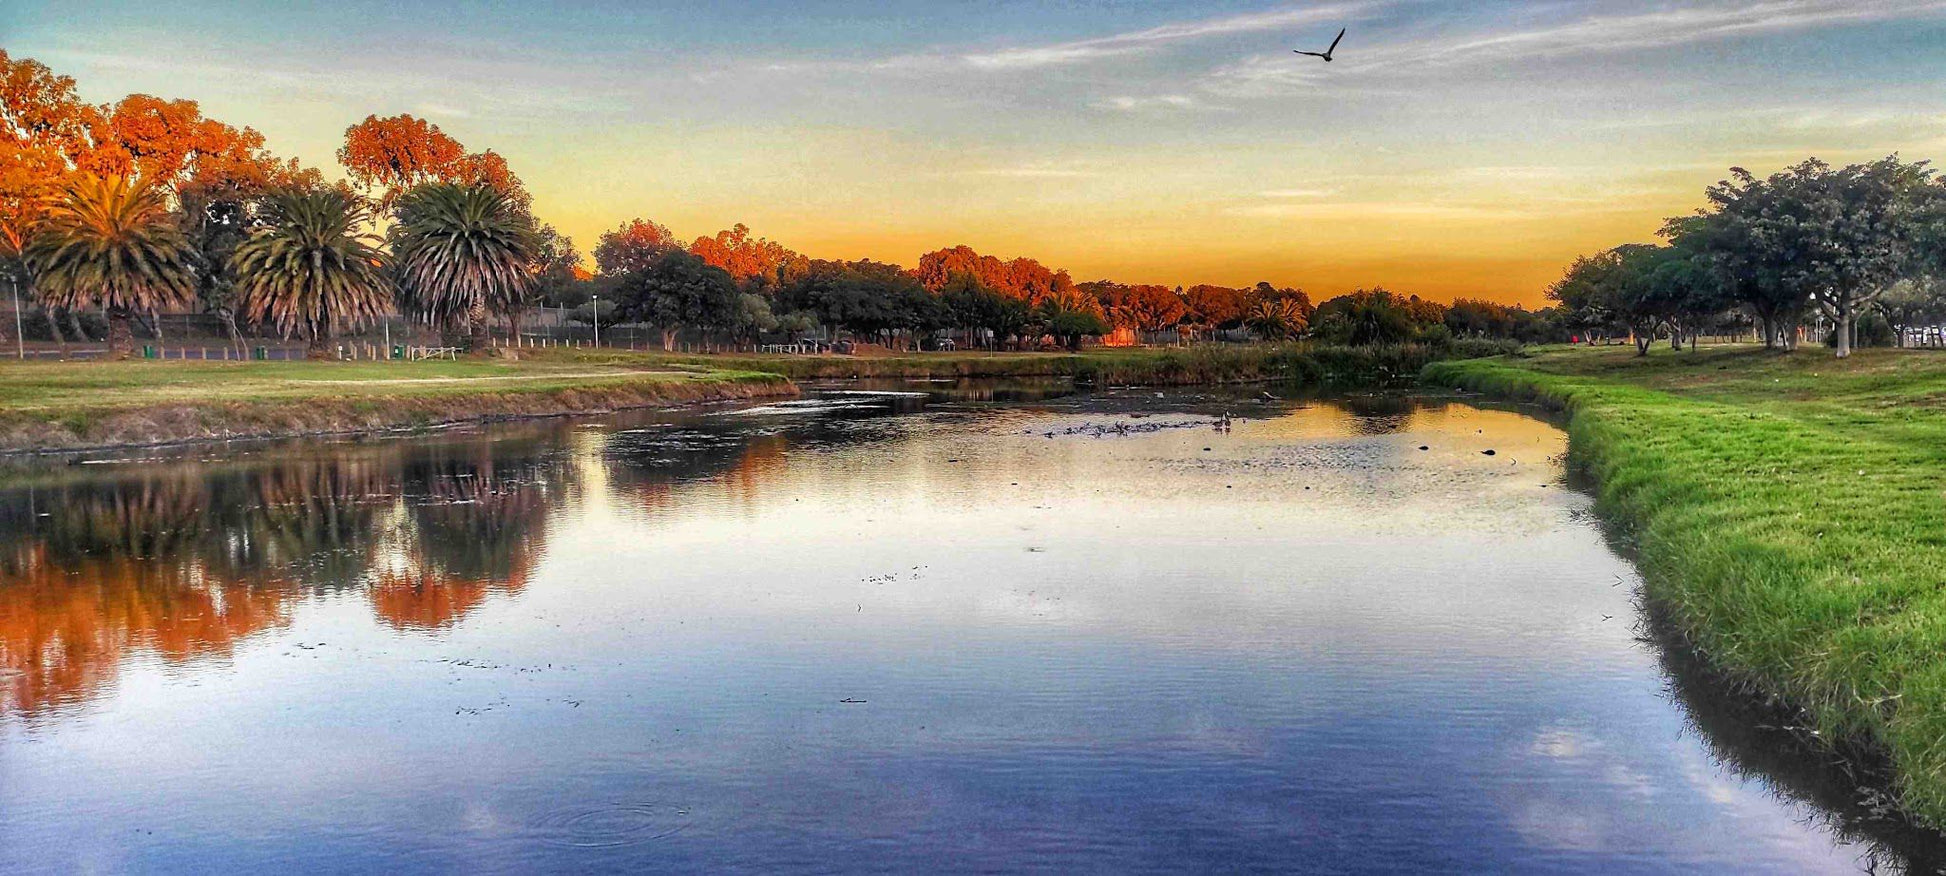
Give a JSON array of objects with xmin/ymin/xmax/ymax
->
[
  {"xmin": 9, "ymin": 276, "xmax": 22, "ymax": 360},
  {"xmin": 591, "ymin": 293, "xmax": 600, "ymax": 348}
]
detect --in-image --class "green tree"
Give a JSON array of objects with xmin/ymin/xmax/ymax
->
[
  {"xmin": 1039, "ymin": 301, "xmax": 1109, "ymax": 351},
  {"xmin": 24, "ymin": 175, "xmax": 194, "ymax": 359},
  {"xmin": 1876, "ymin": 278, "xmax": 1946, "ymax": 347},
  {"xmin": 231, "ymin": 188, "xmax": 391, "ymax": 358},
  {"xmin": 1668, "ymin": 157, "xmax": 1935, "ymax": 357},
  {"xmin": 389, "ymin": 182, "xmax": 536, "ymax": 349},
  {"xmin": 1311, "ymin": 288, "xmax": 1433, "ymax": 345},
  {"xmin": 613, "ymin": 249, "xmax": 739, "ymax": 350}
]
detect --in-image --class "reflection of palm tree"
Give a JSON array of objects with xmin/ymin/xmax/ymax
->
[
  {"xmin": 370, "ymin": 444, "xmax": 553, "ymax": 630},
  {"xmin": 0, "ymin": 434, "xmax": 570, "ymax": 713},
  {"xmin": 229, "ymin": 460, "xmax": 393, "ymax": 592}
]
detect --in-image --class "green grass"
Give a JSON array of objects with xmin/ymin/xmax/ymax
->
[
  {"xmin": 0, "ymin": 353, "xmax": 791, "ymax": 451},
  {"xmin": 1423, "ymin": 344, "xmax": 1946, "ymax": 826}
]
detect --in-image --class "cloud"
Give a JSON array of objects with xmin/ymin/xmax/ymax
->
[
  {"xmin": 1409, "ymin": 0, "xmax": 1946, "ymax": 66},
  {"xmin": 964, "ymin": 164, "xmax": 1104, "ymax": 179},
  {"xmin": 1096, "ymin": 94, "xmax": 1218, "ymax": 112},
  {"xmin": 1205, "ymin": 0, "xmax": 1946, "ymax": 96},
  {"xmin": 960, "ymin": 3, "xmax": 1375, "ymax": 70},
  {"xmin": 1226, "ymin": 201, "xmax": 1534, "ymax": 221}
]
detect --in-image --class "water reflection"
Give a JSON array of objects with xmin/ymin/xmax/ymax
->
[{"xmin": 0, "ymin": 384, "xmax": 1940, "ymax": 872}]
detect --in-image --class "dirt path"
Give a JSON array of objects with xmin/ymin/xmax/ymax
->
[{"xmin": 306, "ymin": 370, "xmax": 693, "ymax": 386}]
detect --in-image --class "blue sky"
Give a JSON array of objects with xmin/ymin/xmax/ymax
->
[{"xmin": 9, "ymin": 0, "xmax": 1946, "ymax": 302}]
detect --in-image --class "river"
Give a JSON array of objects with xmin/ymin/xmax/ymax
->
[{"xmin": 0, "ymin": 381, "xmax": 1937, "ymax": 873}]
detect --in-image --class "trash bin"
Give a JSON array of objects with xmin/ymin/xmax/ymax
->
[
  {"xmin": 392, "ymin": 344, "xmax": 405, "ymax": 360},
  {"xmin": 253, "ymin": 346, "xmax": 268, "ymax": 361},
  {"xmin": 141, "ymin": 344, "xmax": 156, "ymax": 359}
]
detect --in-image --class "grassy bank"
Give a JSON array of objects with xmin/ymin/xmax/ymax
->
[
  {"xmin": 562, "ymin": 339, "xmax": 1519, "ymax": 386},
  {"xmin": 1423, "ymin": 345, "xmax": 1946, "ymax": 826},
  {"xmin": 0, "ymin": 356, "xmax": 795, "ymax": 452}
]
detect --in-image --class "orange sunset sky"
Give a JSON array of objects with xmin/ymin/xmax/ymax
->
[{"xmin": 10, "ymin": 1, "xmax": 1946, "ymax": 306}]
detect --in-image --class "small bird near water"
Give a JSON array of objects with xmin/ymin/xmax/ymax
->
[{"xmin": 1295, "ymin": 28, "xmax": 1346, "ymax": 62}]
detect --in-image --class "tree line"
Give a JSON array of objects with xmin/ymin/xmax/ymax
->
[
  {"xmin": 2, "ymin": 49, "xmax": 1567, "ymax": 359},
  {"xmin": 1551, "ymin": 155, "xmax": 1946, "ymax": 358}
]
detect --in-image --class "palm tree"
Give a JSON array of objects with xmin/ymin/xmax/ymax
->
[
  {"xmin": 1245, "ymin": 296, "xmax": 1309, "ymax": 341},
  {"xmin": 389, "ymin": 182, "xmax": 534, "ymax": 349},
  {"xmin": 231, "ymin": 188, "xmax": 391, "ymax": 358},
  {"xmin": 24, "ymin": 175, "xmax": 194, "ymax": 359}
]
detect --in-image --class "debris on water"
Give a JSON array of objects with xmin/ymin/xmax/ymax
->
[
  {"xmin": 839, "ymin": 698, "xmax": 867, "ymax": 704},
  {"xmin": 1482, "ymin": 449, "xmax": 1496, "ymax": 456},
  {"xmin": 1418, "ymin": 446, "xmax": 1429, "ymax": 451}
]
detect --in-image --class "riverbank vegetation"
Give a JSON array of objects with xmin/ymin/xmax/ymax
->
[
  {"xmin": 568, "ymin": 339, "xmax": 1520, "ymax": 385},
  {"xmin": 1424, "ymin": 344, "xmax": 1946, "ymax": 827},
  {"xmin": 1549, "ymin": 156, "xmax": 1946, "ymax": 357}
]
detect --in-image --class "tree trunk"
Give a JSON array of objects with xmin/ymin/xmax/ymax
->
[
  {"xmin": 660, "ymin": 327, "xmax": 676, "ymax": 351},
  {"xmin": 1835, "ymin": 303, "xmax": 1852, "ymax": 359},
  {"xmin": 67, "ymin": 309, "xmax": 87, "ymax": 342},
  {"xmin": 221, "ymin": 310, "xmax": 245, "ymax": 356},
  {"xmin": 307, "ymin": 324, "xmax": 333, "ymax": 360},
  {"xmin": 43, "ymin": 308, "xmax": 64, "ymax": 344},
  {"xmin": 105, "ymin": 307, "xmax": 135, "ymax": 360}
]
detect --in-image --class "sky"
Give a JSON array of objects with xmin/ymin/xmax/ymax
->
[{"xmin": 7, "ymin": 1, "xmax": 1946, "ymax": 306}]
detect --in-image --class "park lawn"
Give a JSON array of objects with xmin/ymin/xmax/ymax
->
[
  {"xmin": 0, "ymin": 356, "xmax": 735, "ymax": 413},
  {"xmin": 0, "ymin": 353, "xmax": 789, "ymax": 451},
  {"xmin": 1424, "ymin": 344, "xmax": 1946, "ymax": 827}
]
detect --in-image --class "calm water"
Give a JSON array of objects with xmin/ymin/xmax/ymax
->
[{"xmin": 1, "ymin": 382, "xmax": 1940, "ymax": 874}]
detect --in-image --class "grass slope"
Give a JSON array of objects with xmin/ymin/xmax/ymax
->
[{"xmin": 1424, "ymin": 345, "xmax": 1946, "ymax": 826}]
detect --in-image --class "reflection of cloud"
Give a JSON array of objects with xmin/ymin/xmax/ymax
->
[
  {"xmin": 1509, "ymin": 799, "xmax": 1609, "ymax": 853},
  {"xmin": 1531, "ymin": 727, "xmax": 1590, "ymax": 759}
]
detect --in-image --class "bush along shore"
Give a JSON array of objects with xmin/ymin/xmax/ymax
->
[
  {"xmin": 606, "ymin": 339, "xmax": 1522, "ymax": 386},
  {"xmin": 1423, "ymin": 346, "xmax": 1946, "ymax": 829}
]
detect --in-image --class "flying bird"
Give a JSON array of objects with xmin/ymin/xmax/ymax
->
[{"xmin": 1295, "ymin": 28, "xmax": 1346, "ymax": 62}]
